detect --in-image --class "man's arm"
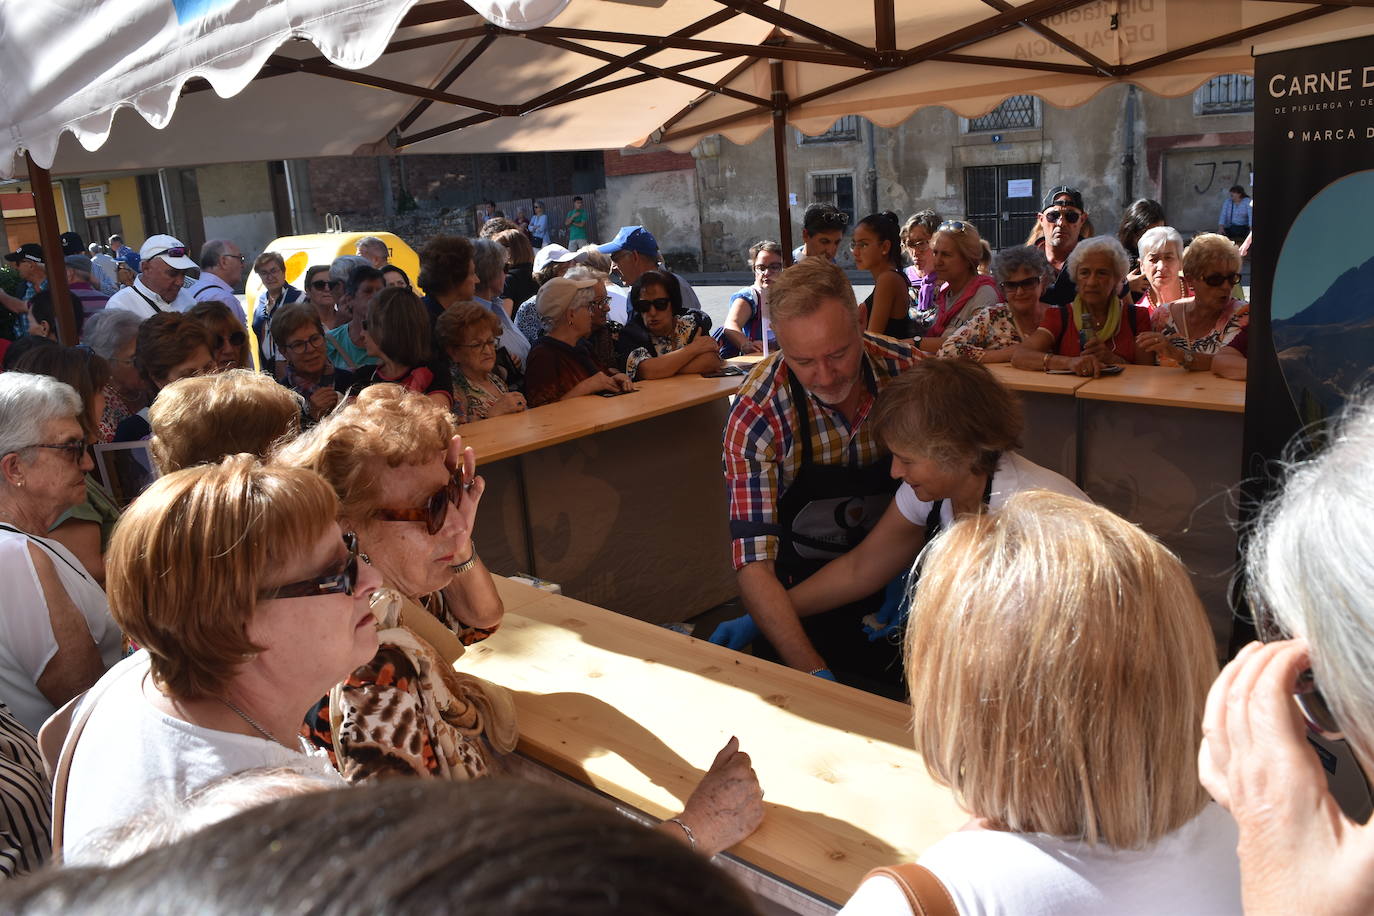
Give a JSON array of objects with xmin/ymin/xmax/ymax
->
[
  {"xmin": 0, "ymin": 288, "xmax": 27, "ymax": 315},
  {"xmin": 737, "ymin": 561, "xmax": 827, "ymax": 672}
]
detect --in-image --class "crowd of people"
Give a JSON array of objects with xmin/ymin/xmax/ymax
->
[{"xmin": 0, "ymin": 181, "xmax": 1366, "ymax": 916}]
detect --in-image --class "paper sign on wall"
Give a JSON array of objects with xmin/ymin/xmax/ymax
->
[
  {"xmin": 81, "ymin": 185, "xmax": 107, "ymax": 217},
  {"xmin": 1006, "ymin": 179, "xmax": 1034, "ymax": 198}
]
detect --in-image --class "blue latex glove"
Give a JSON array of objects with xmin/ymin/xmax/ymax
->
[
  {"xmin": 811, "ymin": 668, "xmax": 837, "ymax": 681},
  {"xmin": 862, "ymin": 572, "xmax": 911, "ymax": 642},
  {"xmin": 708, "ymin": 614, "xmax": 761, "ymax": 650}
]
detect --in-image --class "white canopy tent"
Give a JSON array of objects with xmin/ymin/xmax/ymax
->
[{"xmin": 5, "ymin": 0, "xmax": 1373, "ymax": 342}]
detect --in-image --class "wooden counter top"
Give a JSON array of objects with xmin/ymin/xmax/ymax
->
[
  {"xmin": 984, "ymin": 362, "xmax": 1092, "ymax": 396},
  {"xmin": 1076, "ymin": 364, "xmax": 1245, "ymax": 413},
  {"xmin": 459, "ymin": 372, "xmax": 745, "ymax": 463},
  {"xmin": 465, "ymin": 577, "xmax": 967, "ymax": 905}
]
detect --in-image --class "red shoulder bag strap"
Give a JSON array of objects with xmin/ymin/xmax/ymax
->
[{"xmin": 863, "ymin": 863, "xmax": 960, "ymax": 916}]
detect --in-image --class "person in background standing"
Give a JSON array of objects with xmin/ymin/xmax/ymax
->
[
  {"xmin": 107, "ymin": 235, "xmax": 140, "ymax": 274},
  {"xmin": 529, "ymin": 200, "xmax": 550, "ymax": 248},
  {"xmin": 355, "ymin": 237, "xmax": 389, "ymax": 270},
  {"xmin": 88, "ymin": 244, "xmax": 120, "ymax": 295},
  {"xmin": 188, "ymin": 240, "xmax": 248, "ymax": 327},
  {"xmin": 250, "ymin": 251, "xmax": 301, "ymax": 374},
  {"xmin": 1116, "ymin": 198, "xmax": 1166, "ymax": 300},
  {"xmin": 64, "ymin": 256, "xmax": 109, "ymax": 316},
  {"xmin": 496, "ymin": 229, "xmax": 538, "ymax": 309},
  {"xmin": 0, "ymin": 244, "xmax": 48, "ymax": 320},
  {"xmin": 565, "ymin": 196, "xmax": 589, "ymax": 247},
  {"xmin": 104, "ymin": 236, "xmax": 198, "ymax": 320},
  {"xmin": 1218, "ymin": 185, "xmax": 1252, "ymax": 247},
  {"xmin": 324, "ymin": 263, "xmax": 384, "ymax": 373},
  {"xmin": 795, "ymin": 203, "xmax": 848, "ymax": 262},
  {"xmin": 1027, "ymin": 187, "xmax": 1091, "ymax": 306}
]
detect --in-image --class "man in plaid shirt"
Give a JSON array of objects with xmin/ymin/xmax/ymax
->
[{"xmin": 715, "ymin": 258, "xmax": 920, "ymax": 694}]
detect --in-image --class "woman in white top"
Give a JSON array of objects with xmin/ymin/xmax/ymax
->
[
  {"xmin": 841, "ymin": 490, "xmax": 1241, "ymax": 915},
  {"xmin": 787, "ymin": 358, "xmax": 1084, "ymax": 635},
  {"xmin": 0, "ymin": 373, "xmax": 123, "ymax": 733},
  {"xmin": 59, "ymin": 455, "xmax": 382, "ymax": 864}
]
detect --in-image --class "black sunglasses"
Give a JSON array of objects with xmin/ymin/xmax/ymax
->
[
  {"xmin": 373, "ymin": 471, "xmax": 464, "ymax": 535},
  {"xmin": 214, "ymin": 331, "xmax": 247, "ymax": 350},
  {"xmin": 1001, "ymin": 276, "xmax": 1041, "ymax": 292},
  {"xmin": 1256, "ymin": 610, "xmax": 1343, "ymax": 738},
  {"xmin": 1042, "ymin": 209, "xmax": 1081, "ymax": 225},
  {"xmin": 1201, "ymin": 272, "xmax": 1241, "ymax": 289},
  {"xmin": 634, "ymin": 297, "xmax": 674, "ymax": 313},
  {"xmin": 264, "ymin": 532, "xmax": 359, "ymax": 600},
  {"xmin": 309, "ymin": 280, "xmax": 331, "ymax": 290}
]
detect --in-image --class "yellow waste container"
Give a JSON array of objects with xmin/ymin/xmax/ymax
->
[{"xmin": 242, "ymin": 231, "xmax": 422, "ymax": 312}]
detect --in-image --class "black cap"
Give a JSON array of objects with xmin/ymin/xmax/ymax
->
[
  {"xmin": 60, "ymin": 231, "xmax": 85, "ymax": 256},
  {"xmin": 1042, "ymin": 186, "xmax": 1084, "ymax": 212},
  {"xmin": 4, "ymin": 243, "xmax": 43, "ymax": 264}
]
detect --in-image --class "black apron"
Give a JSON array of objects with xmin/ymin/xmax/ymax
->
[{"xmin": 758, "ymin": 374, "xmax": 902, "ymax": 695}]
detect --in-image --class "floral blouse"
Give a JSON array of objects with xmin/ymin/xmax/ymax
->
[
  {"xmin": 1152, "ymin": 297, "xmax": 1249, "ymax": 365},
  {"xmin": 624, "ymin": 311, "xmax": 709, "ymax": 380},
  {"xmin": 938, "ymin": 303, "xmax": 1032, "ymax": 362},
  {"xmin": 97, "ymin": 384, "xmax": 138, "ymax": 443},
  {"xmin": 451, "ymin": 369, "xmax": 510, "ymax": 423}
]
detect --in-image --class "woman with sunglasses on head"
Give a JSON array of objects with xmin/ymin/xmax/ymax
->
[
  {"xmin": 715, "ymin": 240, "xmax": 782, "ymax": 357},
  {"xmin": 435, "ymin": 303, "xmax": 526, "ymax": 423},
  {"xmin": 621, "ymin": 270, "xmax": 721, "ymax": 381},
  {"xmin": 1011, "ymin": 236, "xmax": 1153, "ymax": 378},
  {"xmin": 57, "ymin": 456, "xmax": 381, "ymax": 865},
  {"xmin": 1135, "ymin": 233, "xmax": 1248, "ymax": 372},
  {"xmin": 1199, "ymin": 393, "xmax": 1374, "ymax": 916},
  {"xmin": 852, "ymin": 212, "xmax": 912, "ymax": 339},
  {"xmin": 939, "ymin": 245, "xmax": 1052, "ymax": 363},
  {"xmin": 926, "ymin": 220, "xmax": 1000, "ymax": 345},
  {"xmin": 186, "ymin": 301, "xmax": 252, "ymax": 371},
  {"xmin": 302, "ymin": 264, "xmax": 344, "ymax": 330},
  {"xmin": 269, "ymin": 302, "xmax": 355, "ymax": 426},
  {"xmin": 902, "ymin": 210, "xmax": 943, "ymax": 338},
  {"xmin": 0, "ymin": 373, "xmax": 122, "ymax": 735}
]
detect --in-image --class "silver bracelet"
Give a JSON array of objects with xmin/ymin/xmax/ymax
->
[
  {"xmin": 666, "ymin": 816, "xmax": 697, "ymax": 851},
  {"xmin": 450, "ymin": 542, "xmax": 478, "ymax": 575}
]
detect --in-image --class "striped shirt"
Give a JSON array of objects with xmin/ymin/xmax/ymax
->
[
  {"xmin": 723, "ymin": 333, "xmax": 921, "ymax": 569},
  {"xmin": 0, "ymin": 703, "xmax": 50, "ymax": 878}
]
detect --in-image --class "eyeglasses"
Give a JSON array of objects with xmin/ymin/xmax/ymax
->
[
  {"xmin": 1000, "ymin": 276, "xmax": 1042, "ymax": 293},
  {"xmin": 147, "ymin": 247, "xmax": 188, "ymax": 261},
  {"xmin": 1201, "ymin": 272, "xmax": 1241, "ymax": 289},
  {"xmin": 938, "ymin": 220, "xmax": 972, "ymax": 233},
  {"xmin": 590, "ymin": 296, "xmax": 612, "ymax": 309},
  {"xmin": 1256, "ymin": 611, "xmax": 1343, "ymax": 738},
  {"xmin": 17, "ymin": 441, "xmax": 87, "ymax": 463},
  {"xmin": 309, "ymin": 280, "xmax": 332, "ymax": 291},
  {"xmin": 262, "ymin": 532, "xmax": 360, "ymax": 600},
  {"xmin": 634, "ymin": 297, "xmax": 674, "ymax": 313},
  {"xmin": 1042, "ymin": 209, "xmax": 1081, "ymax": 225},
  {"xmin": 904, "ymin": 239, "xmax": 930, "ymax": 251},
  {"xmin": 754, "ymin": 262, "xmax": 783, "ymax": 274},
  {"xmin": 459, "ymin": 338, "xmax": 497, "ymax": 352},
  {"xmin": 223, "ymin": 253, "xmax": 246, "ymax": 263},
  {"xmin": 372, "ymin": 471, "xmax": 464, "ymax": 535},
  {"xmin": 285, "ymin": 333, "xmax": 325, "ymax": 354},
  {"xmin": 214, "ymin": 331, "xmax": 247, "ymax": 351}
]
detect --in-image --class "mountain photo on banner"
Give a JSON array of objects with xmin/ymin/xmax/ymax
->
[{"xmin": 1271, "ymin": 169, "xmax": 1374, "ymax": 425}]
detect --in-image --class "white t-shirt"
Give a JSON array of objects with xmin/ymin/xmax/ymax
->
[
  {"xmin": 840, "ymin": 803, "xmax": 1242, "ymax": 916},
  {"xmin": 0, "ymin": 527, "xmax": 123, "ymax": 733},
  {"xmin": 894, "ymin": 452, "xmax": 1086, "ymax": 531},
  {"xmin": 105, "ymin": 277, "xmax": 197, "ymax": 320},
  {"xmin": 61, "ymin": 651, "xmax": 343, "ymax": 865}
]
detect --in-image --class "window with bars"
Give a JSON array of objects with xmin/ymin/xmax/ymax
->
[
  {"xmin": 809, "ymin": 171, "xmax": 856, "ymax": 226},
  {"xmin": 800, "ymin": 115, "xmax": 861, "ymax": 144},
  {"xmin": 965, "ymin": 95, "xmax": 1039, "ymax": 133},
  {"xmin": 1193, "ymin": 75, "xmax": 1254, "ymax": 114}
]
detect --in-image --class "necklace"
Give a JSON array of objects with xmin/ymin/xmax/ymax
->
[{"xmin": 219, "ymin": 696, "xmax": 280, "ymax": 745}]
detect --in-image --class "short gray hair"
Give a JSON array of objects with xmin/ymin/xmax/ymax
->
[
  {"xmin": 473, "ymin": 239, "xmax": 507, "ymax": 292},
  {"xmin": 198, "ymin": 239, "xmax": 234, "ymax": 270},
  {"xmin": 355, "ymin": 236, "xmax": 388, "ymax": 257},
  {"xmin": 1248, "ymin": 392, "xmax": 1374, "ymax": 765},
  {"xmin": 1066, "ymin": 235, "xmax": 1129, "ymax": 281},
  {"xmin": 575, "ymin": 245, "xmax": 613, "ymax": 274},
  {"xmin": 990, "ymin": 245, "xmax": 1052, "ymax": 285},
  {"xmin": 564, "ymin": 265, "xmax": 609, "ymax": 284},
  {"xmin": 329, "ymin": 255, "xmax": 369, "ymax": 284},
  {"xmin": 0, "ymin": 372, "xmax": 83, "ymax": 460},
  {"xmin": 82, "ymin": 308, "xmax": 144, "ymax": 358},
  {"xmin": 1137, "ymin": 226, "xmax": 1184, "ymax": 260}
]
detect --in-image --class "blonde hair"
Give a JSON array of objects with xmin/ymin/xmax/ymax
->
[
  {"xmin": 149, "ymin": 369, "xmax": 302, "ymax": 474},
  {"xmin": 906, "ymin": 491, "xmax": 1217, "ymax": 848},
  {"xmin": 932, "ymin": 221, "xmax": 983, "ymax": 273},
  {"xmin": 274, "ymin": 384, "xmax": 455, "ymax": 521},
  {"xmin": 873, "ymin": 359, "xmax": 1021, "ymax": 476},
  {"xmin": 768, "ymin": 257, "xmax": 856, "ymax": 322},
  {"xmin": 1182, "ymin": 232, "xmax": 1241, "ymax": 279},
  {"xmin": 106, "ymin": 456, "xmax": 339, "ymax": 699}
]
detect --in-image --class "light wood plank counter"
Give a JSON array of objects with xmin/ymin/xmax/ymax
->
[
  {"xmin": 1076, "ymin": 364, "xmax": 1245, "ymax": 413},
  {"xmin": 984, "ymin": 362, "xmax": 1093, "ymax": 396},
  {"xmin": 468, "ymin": 577, "xmax": 968, "ymax": 907}
]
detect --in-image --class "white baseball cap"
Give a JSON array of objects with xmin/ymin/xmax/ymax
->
[
  {"xmin": 139, "ymin": 234, "xmax": 198, "ymax": 272},
  {"xmin": 533, "ymin": 243, "xmax": 583, "ymax": 274}
]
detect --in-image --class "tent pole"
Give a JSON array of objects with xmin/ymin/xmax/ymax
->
[
  {"xmin": 770, "ymin": 61, "xmax": 793, "ymax": 264},
  {"xmin": 25, "ymin": 153, "xmax": 76, "ymax": 346}
]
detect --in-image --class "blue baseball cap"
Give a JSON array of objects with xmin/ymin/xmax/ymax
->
[{"xmin": 597, "ymin": 226, "xmax": 659, "ymax": 257}]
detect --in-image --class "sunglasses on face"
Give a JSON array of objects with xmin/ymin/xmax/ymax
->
[
  {"xmin": 215, "ymin": 331, "xmax": 247, "ymax": 350},
  {"xmin": 1201, "ymin": 272, "xmax": 1241, "ymax": 288},
  {"xmin": 634, "ymin": 297, "xmax": 674, "ymax": 313},
  {"xmin": 373, "ymin": 471, "xmax": 464, "ymax": 535},
  {"xmin": 285, "ymin": 333, "xmax": 325, "ymax": 354},
  {"xmin": 1001, "ymin": 276, "xmax": 1042, "ymax": 293},
  {"xmin": 309, "ymin": 280, "xmax": 331, "ymax": 291},
  {"xmin": 1042, "ymin": 209, "xmax": 1081, "ymax": 225},
  {"xmin": 905, "ymin": 239, "xmax": 930, "ymax": 251},
  {"xmin": 263, "ymin": 532, "xmax": 360, "ymax": 600}
]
